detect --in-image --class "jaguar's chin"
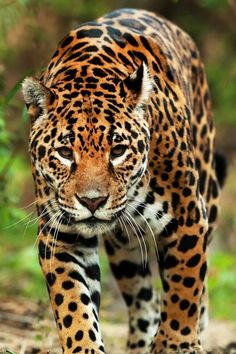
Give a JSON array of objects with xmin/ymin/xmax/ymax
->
[{"xmin": 74, "ymin": 216, "xmax": 117, "ymax": 237}]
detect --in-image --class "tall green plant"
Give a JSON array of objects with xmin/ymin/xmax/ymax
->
[{"xmin": 0, "ymin": 78, "xmax": 27, "ymax": 225}]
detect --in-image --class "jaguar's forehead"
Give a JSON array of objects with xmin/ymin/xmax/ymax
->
[
  {"xmin": 44, "ymin": 56, "xmax": 143, "ymax": 117},
  {"xmin": 45, "ymin": 91, "xmax": 133, "ymax": 145},
  {"xmin": 47, "ymin": 82, "xmax": 136, "ymax": 133},
  {"xmin": 54, "ymin": 89, "xmax": 121, "ymax": 112}
]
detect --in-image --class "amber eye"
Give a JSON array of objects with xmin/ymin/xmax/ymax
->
[
  {"xmin": 57, "ymin": 146, "xmax": 74, "ymax": 160},
  {"xmin": 110, "ymin": 145, "xmax": 127, "ymax": 159}
]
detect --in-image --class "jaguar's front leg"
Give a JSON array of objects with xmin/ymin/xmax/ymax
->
[
  {"xmin": 152, "ymin": 198, "xmax": 208, "ymax": 354},
  {"xmin": 104, "ymin": 229, "xmax": 160, "ymax": 354},
  {"xmin": 38, "ymin": 225, "xmax": 104, "ymax": 354}
]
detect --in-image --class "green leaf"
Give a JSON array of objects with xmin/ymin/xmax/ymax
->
[
  {"xmin": 3, "ymin": 69, "xmax": 34, "ymax": 106},
  {"xmin": 21, "ymin": 105, "xmax": 28, "ymax": 122},
  {"xmin": 19, "ymin": 0, "xmax": 29, "ymax": 5},
  {"xmin": 4, "ymin": 77, "xmax": 23, "ymax": 105}
]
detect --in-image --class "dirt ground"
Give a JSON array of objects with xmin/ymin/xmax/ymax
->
[{"xmin": 0, "ymin": 297, "xmax": 235, "ymax": 354}]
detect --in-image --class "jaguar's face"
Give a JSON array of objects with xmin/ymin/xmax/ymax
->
[{"xmin": 23, "ymin": 63, "xmax": 153, "ymax": 236}]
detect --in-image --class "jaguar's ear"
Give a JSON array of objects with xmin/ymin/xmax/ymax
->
[
  {"xmin": 122, "ymin": 62, "xmax": 153, "ymax": 109},
  {"xmin": 22, "ymin": 77, "xmax": 54, "ymax": 122}
]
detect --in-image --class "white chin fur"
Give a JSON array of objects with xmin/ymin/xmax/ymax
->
[{"xmin": 74, "ymin": 220, "xmax": 116, "ymax": 237}]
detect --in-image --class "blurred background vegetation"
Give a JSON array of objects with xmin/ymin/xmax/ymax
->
[{"xmin": 0, "ymin": 0, "xmax": 235, "ymax": 321}]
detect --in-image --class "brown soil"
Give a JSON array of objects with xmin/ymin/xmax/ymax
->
[{"xmin": 0, "ymin": 297, "xmax": 235, "ymax": 354}]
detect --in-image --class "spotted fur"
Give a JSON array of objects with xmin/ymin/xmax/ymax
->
[{"xmin": 22, "ymin": 8, "xmax": 225, "ymax": 354}]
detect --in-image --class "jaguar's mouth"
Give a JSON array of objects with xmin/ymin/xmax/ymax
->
[
  {"xmin": 79, "ymin": 216, "xmax": 112, "ymax": 227},
  {"xmin": 73, "ymin": 215, "xmax": 117, "ymax": 237},
  {"xmin": 56, "ymin": 200, "xmax": 124, "ymax": 235}
]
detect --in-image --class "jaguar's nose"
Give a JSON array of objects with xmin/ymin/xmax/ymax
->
[{"xmin": 77, "ymin": 195, "xmax": 109, "ymax": 214}]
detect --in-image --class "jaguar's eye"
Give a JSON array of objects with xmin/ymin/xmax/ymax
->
[
  {"xmin": 57, "ymin": 146, "xmax": 74, "ymax": 160},
  {"xmin": 110, "ymin": 145, "xmax": 127, "ymax": 159}
]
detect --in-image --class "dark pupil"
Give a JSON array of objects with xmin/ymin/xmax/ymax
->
[
  {"xmin": 58, "ymin": 147, "xmax": 72, "ymax": 158},
  {"xmin": 111, "ymin": 145, "xmax": 126, "ymax": 157}
]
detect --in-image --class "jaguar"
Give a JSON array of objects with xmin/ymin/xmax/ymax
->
[{"xmin": 22, "ymin": 8, "xmax": 226, "ymax": 354}]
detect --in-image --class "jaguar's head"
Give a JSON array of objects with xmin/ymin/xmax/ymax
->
[{"xmin": 22, "ymin": 63, "xmax": 153, "ymax": 237}]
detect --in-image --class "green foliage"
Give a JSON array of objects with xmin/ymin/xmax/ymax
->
[
  {"xmin": 0, "ymin": 238, "xmax": 46, "ymax": 298},
  {"xmin": 207, "ymin": 59, "xmax": 236, "ymax": 125},
  {"xmin": 0, "ymin": 82, "xmax": 41, "ymax": 297},
  {"xmin": 0, "ymin": 79, "xmax": 28, "ymax": 228},
  {"xmin": 172, "ymin": 0, "xmax": 229, "ymax": 9},
  {"xmin": 0, "ymin": 0, "xmax": 28, "ymax": 55},
  {"xmin": 45, "ymin": 0, "xmax": 110, "ymax": 19},
  {"xmin": 197, "ymin": 0, "xmax": 228, "ymax": 9},
  {"xmin": 208, "ymin": 251, "xmax": 236, "ymax": 320},
  {"xmin": 0, "ymin": 63, "xmax": 36, "ymax": 302}
]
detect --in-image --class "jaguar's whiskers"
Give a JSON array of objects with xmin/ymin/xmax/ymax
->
[
  {"xmin": 121, "ymin": 208, "xmax": 148, "ymax": 268},
  {"xmin": 127, "ymin": 202, "xmax": 159, "ymax": 261}
]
